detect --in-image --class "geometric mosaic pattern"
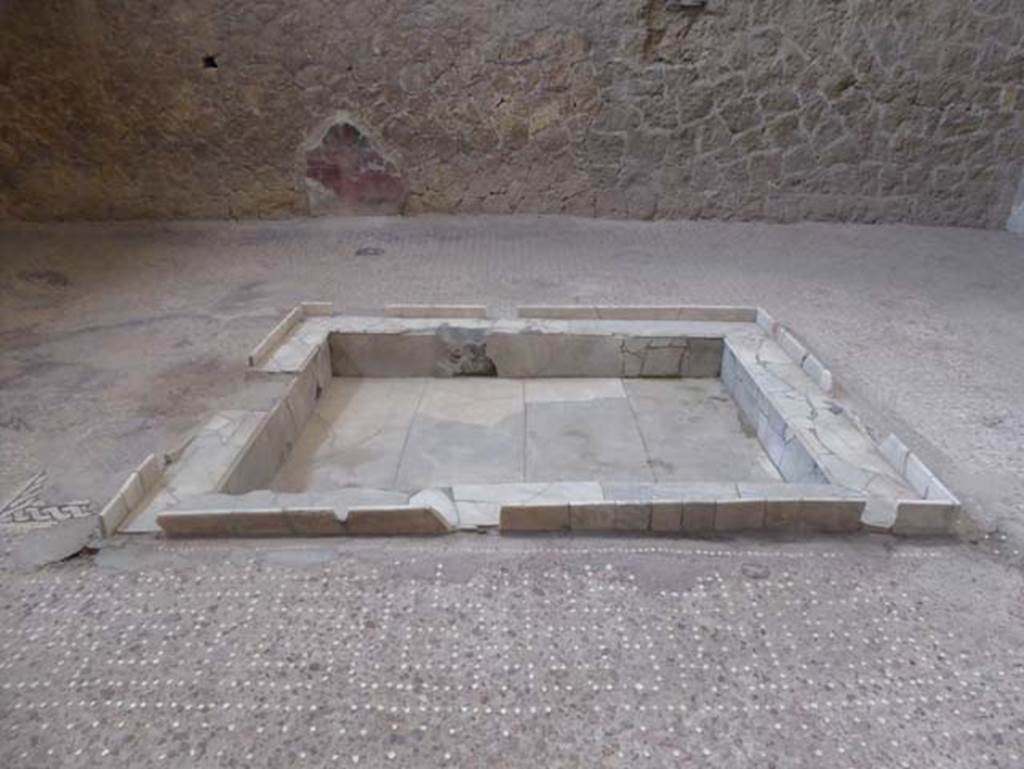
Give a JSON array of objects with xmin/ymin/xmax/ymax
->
[{"xmin": 0, "ymin": 471, "xmax": 93, "ymax": 526}]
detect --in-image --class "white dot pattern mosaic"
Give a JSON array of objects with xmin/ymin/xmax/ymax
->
[{"xmin": 1, "ymin": 537, "xmax": 1023, "ymax": 768}]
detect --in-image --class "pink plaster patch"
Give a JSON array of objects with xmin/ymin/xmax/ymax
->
[{"xmin": 305, "ymin": 122, "xmax": 404, "ymax": 214}]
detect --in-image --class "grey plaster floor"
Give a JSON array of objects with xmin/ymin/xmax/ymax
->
[
  {"xmin": 271, "ymin": 377, "xmax": 778, "ymax": 493},
  {"xmin": 1, "ymin": 215, "xmax": 1024, "ymax": 768}
]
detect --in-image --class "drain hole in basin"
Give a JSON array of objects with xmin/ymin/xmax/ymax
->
[{"xmin": 447, "ymin": 343, "xmax": 497, "ymax": 376}]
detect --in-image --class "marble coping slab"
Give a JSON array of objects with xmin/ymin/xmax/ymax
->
[
  {"xmin": 146, "ymin": 481, "xmax": 864, "ymax": 538},
  {"xmin": 385, "ymin": 304, "xmax": 488, "ymax": 318},
  {"xmin": 516, "ymin": 304, "xmax": 757, "ymax": 322},
  {"xmin": 108, "ymin": 306, "xmax": 960, "ymax": 539},
  {"xmin": 249, "ymin": 305, "xmax": 830, "ymax": 392},
  {"xmin": 247, "ymin": 301, "xmax": 332, "ymax": 368},
  {"xmin": 157, "ymin": 504, "xmax": 453, "ymax": 537},
  {"xmin": 249, "ymin": 310, "xmax": 754, "ymax": 375}
]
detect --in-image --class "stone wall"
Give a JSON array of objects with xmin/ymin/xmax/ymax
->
[{"xmin": 1, "ymin": 0, "xmax": 1021, "ymax": 227}]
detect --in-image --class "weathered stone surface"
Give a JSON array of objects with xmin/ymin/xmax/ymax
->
[
  {"xmin": 715, "ymin": 499, "xmax": 765, "ymax": 533},
  {"xmin": 650, "ymin": 500, "xmax": 683, "ymax": 532},
  {"xmin": 800, "ymin": 498, "xmax": 864, "ymax": 533},
  {"xmin": 156, "ymin": 511, "xmax": 240, "ymax": 537},
  {"xmin": 892, "ymin": 501, "xmax": 957, "ymax": 537},
  {"xmin": 500, "ymin": 503, "xmax": 570, "ymax": 532},
  {"xmin": 570, "ymin": 501, "xmax": 651, "ymax": 531},
  {"xmin": 156, "ymin": 507, "xmax": 345, "ymax": 537},
  {"xmin": 569, "ymin": 501, "xmax": 617, "ymax": 531},
  {"xmin": 10, "ymin": 515, "xmax": 101, "ymax": 570},
  {"xmin": 681, "ymin": 500, "xmax": 715, "ymax": 534},
  {"xmin": 284, "ymin": 508, "xmax": 346, "ymax": 536},
  {"xmin": 347, "ymin": 505, "xmax": 453, "ymax": 535},
  {"xmin": 1, "ymin": 1, "xmax": 1019, "ymax": 227}
]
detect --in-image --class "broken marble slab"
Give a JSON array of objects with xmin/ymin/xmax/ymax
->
[
  {"xmin": 453, "ymin": 482, "xmax": 604, "ymax": 529},
  {"xmin": 409, "ymin": 489, "xmax": 459, "ymax": 527},
  {"xmin": 11, "ymin": 515, "xmax": 103, "ymax": 570}
]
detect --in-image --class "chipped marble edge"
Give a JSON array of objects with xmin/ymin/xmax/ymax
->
[
  {"xmin": 878, "ymin": 434, "xmax": 960, "ymax": 538},
  {"xmin": 247, "ymin": 301, "xmax": 334, "ymax": 368},
  {"xmin": 723, "ymin": 333, "xmax": 957, "ymax": 537},
  {"xmin": 115, "ymin": 410, "xmax": 271, "ymax": 534},
  {"xmin": 129, "ymin": 481, "xmax": 871, "ymax": 538},
  {"xmin": 98, "ymin": 453, "xmax": 164, "ymax": 537},
  {"xmin": 877, "ymin": 434, "xmax": 959, "ymax": 504}
]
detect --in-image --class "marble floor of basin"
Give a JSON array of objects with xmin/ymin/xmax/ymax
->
[{"xmin": 270, "ymin": 377, "xmax": 781, "ymax": 493}]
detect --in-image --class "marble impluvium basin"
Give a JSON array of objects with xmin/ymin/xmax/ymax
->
[{"xmin": 105, "ymin": 304, "xmax": 958, "ymax": 539}]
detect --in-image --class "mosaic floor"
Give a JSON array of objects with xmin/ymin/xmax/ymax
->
[{"xmin": 2, "ymin": 535, "xmax": 1022, "ymax": 769}]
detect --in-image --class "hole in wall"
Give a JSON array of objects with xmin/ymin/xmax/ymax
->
[
  {"xmin": 447, "ymin": 345, "xmax": 498, "ymax": 377},
  {"xmin": 202, "ymin": 55, "xmax": 218, "ymax": 69}
]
